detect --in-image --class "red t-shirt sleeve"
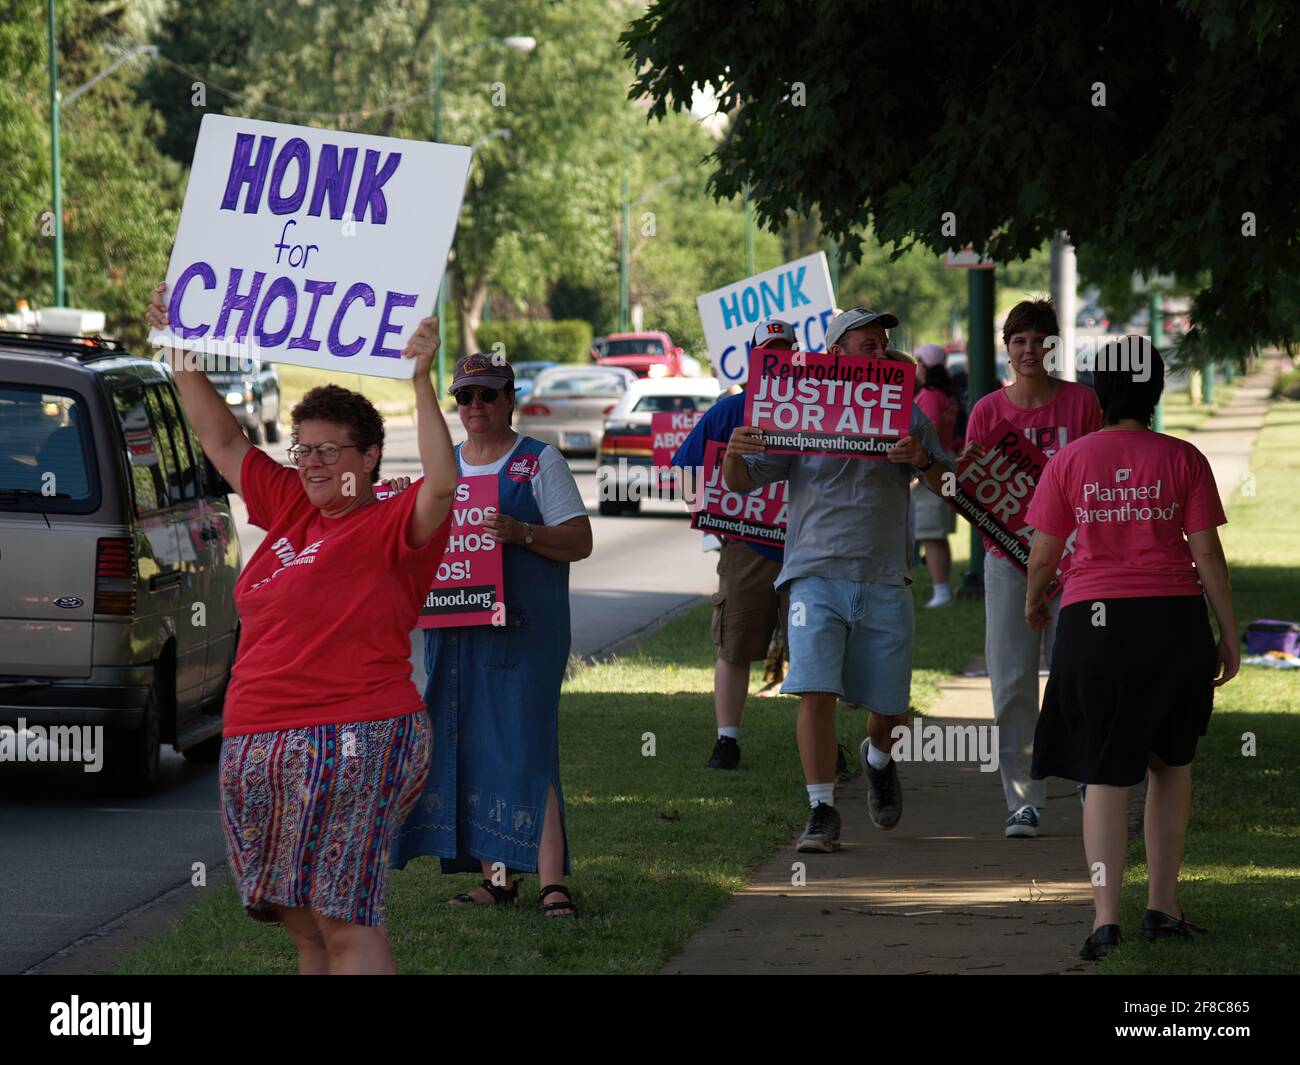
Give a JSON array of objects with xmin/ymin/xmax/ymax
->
[
  {"xmin": 1182, "ymin": 447, "xmax": 1227, "ymax": 534},
  {"xmin": 240, "ymin": 447, "xmax": 305, "ymax": 530},
  {"xmin": 373, "ymin": 479, "xmax": 453, "ymax": 570},
  {"xmin": 1026, "ymin": 455, "xmax": 1075, "ymax": 539}
]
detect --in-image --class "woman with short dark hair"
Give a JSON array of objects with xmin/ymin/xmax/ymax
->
[
  {"xmin": 1024, "ymin": 337, "xmax": 1239, "ymax": 961},
  {"xmin": 147, "ymin": 284, "xmax": 457, "ymax": 974}
]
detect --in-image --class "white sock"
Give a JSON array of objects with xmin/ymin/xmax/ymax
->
[
  {"xmin": 866, "ymin": 743, "xmax": 892, "ymax": 770},
  {"xmin": 717, "ymin": 726, "xmax": 739, "ymax": 741},
  {"xmin": 927, "ymin": 584, "xmax": 952, "ymax": 605},
  {"xmin": 807, "ymin": 783, "xmax": 835, "ymax": 809}
]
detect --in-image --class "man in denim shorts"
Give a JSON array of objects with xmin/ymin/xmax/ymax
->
[{"xmin": 722, "ymin": 308, "xmax": 954, "ymax": 852}]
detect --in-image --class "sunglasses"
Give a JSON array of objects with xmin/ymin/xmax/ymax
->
[{"xmin": 454, "ymin": 387, "xmax": 503, "ymax": 405}]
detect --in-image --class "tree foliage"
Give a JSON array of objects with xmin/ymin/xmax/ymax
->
[{"xmin": 624, "ymin": 0, "xmax": 1300, "ymax": 360}]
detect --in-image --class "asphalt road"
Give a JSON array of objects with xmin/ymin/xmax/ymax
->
[{"xmin": 0, "ymin": 426, "xmax": 718, "ymax": 974}]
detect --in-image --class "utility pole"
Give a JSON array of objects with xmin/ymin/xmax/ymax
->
[
  {"xmin": 1049, "ymin": 233, "xmax": 1077, "ymax": 381},
  {"xmin": 959, "ymin": 267, "xmax": 996, "ymax": 596},
  {"xmin": 48, "ymin": 0, "xmax": 64, "ymax": 306}
]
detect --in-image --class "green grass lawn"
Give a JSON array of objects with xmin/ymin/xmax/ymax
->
[
  {"xmin": 1159, "ymin": 380, "xmax": 1238, "ymax": 438},
  {"xmin": 119, "ymin": 403, "xmax": 1297, "ymax": 975}
]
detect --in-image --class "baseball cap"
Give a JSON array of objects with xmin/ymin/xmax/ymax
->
[
  {"xmin": 449, "ymin": 351, "xmax": 514, "ymax": 394},
  {"xmin": 913, "ymin": 343, "xmax": 947, "ymax": 368},
  {"xmin": 825, "ymin": 307, "xmax": 900, "ymax": 348},
  {"xmin": 751, "ymin": 318, "xmax": 798, "ymax": 348}
]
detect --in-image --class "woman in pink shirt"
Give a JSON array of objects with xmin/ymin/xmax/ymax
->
[
  {"xmin": 961, "ymin": 300, "xmax": 1102, "ymax": 839},
  {"xmin": 1024, "ymin": 338, "xmax": 1239, "ymax": 962},
  {"xmin": 912, "ymin": 347, "xmax": 959, "ymax": 606}
]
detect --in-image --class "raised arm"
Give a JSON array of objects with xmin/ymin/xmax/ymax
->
[
  {"xmin": 147, "ymin": 283, "xmax": 250, "ymax": 495},
  {"xmin": 401, "ymin": 316, "xmax": 457, "ymax": 547}
]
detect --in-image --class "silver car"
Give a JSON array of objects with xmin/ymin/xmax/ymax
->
[
  {"xmin": 0, "ymin": 332, "xmax": 241, "ymax": 793},
  {"xmin": 516, "ymin": 365, "xmax": 636, "ymax": 456}
]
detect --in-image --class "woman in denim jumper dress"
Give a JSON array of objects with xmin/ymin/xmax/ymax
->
[{"xmin": 391, "ymin": 354, "xmax": 592, "ymax": 917}]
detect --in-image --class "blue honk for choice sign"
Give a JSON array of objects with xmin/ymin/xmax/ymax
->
[
  {"xmin": 696, "ymin": 252, "xmax": 837, "ymax": 385},
  {"xmin": 150, "ymin": 114, "xmax": 472, "ymax": 379}
]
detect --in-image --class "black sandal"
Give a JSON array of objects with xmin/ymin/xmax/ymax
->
[
  {"xmin": 539, "ymin": 883, "xmax": 579, "ymax": 918},
  {"xmin": 449, "ymin": 877, "xmax": 519, "ymax": 906}
]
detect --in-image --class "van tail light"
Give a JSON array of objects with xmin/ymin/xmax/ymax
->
[
  {"xmin": 95, "ymin": 537, "xmax": 137, "ymax": 615},
  {"xmin": 603, "ymin": 404, "xmax": 618, "ymax": 415},
  {"xmin": 520, "ymin": 403, "xmax": 551, "ymax": 416}
]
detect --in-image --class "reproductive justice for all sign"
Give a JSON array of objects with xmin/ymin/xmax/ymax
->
[
  {"xmin": 743, "ymin": 348, "xmax": 915, "ymax": 458},
  {"xmin": 150, "ymin": 114, "xmax": 471, "ymax": 379}
]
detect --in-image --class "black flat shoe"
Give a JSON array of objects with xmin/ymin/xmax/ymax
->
[
  {"xmin": 1080, "ymin": 924, "xmax": 1122, "ymax": 960},
  {"xmin": 449, "ymin": 877, "xmax": 519, "ymax": 906},
  {"xmin": 1142, "ymin": 909, "xmax": 1209, "ymax": 941}
]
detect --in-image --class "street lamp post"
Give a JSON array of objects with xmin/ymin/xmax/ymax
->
[
  {"xmin": 432, "ymin": 35, "xmax": 535, "ymax": 395},
  {"xmin": 46, "ymin": 0, "xmax": 158, "ymax": 308},
  {"xmin": 619, "ymin": 174, "xmax": 682, "ymax": 332}
]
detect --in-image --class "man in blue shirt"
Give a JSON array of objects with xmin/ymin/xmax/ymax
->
[{"xmin": 672, "ymin": 319, "xmax": 794, "ymax": 770}]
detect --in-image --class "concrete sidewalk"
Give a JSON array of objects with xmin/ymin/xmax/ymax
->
[{"xmin": 662, "ymin": 360, "xmax": 1280, "ymax": 976}]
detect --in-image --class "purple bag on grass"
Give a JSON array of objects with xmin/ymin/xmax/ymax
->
[{"xmin": 1244, "ymin": 619, "xmax": 1300, "ymax": 656}]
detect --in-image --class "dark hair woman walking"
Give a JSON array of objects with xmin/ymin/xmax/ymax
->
[
  {"xmin": 147, "ymin": 284, "xmax": 457, "ymax": 974},
  {"xmin": 1023, "ymin": 338, "xmax": 1239, "ymax": 961}
]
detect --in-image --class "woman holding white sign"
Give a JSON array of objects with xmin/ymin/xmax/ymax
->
[
  {"xmin": 390, "ymin": 352, "xmax": 593, "ymax": 918},
  {"xmin": 1024, "ymin": 338, "xmax": 1237, "ymax": 960},
  {"xmin": 147, "ymin": 285, "xmax": 458, "ymax": 974}
]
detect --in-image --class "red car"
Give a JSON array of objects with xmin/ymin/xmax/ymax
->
[{"xmin": 595, "ymin": 331, "xmax": 694, "ymax": 379}]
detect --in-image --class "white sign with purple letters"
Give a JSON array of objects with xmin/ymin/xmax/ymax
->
[{"xmin": 150, "ymin": 113, "xmax": 471, "ymax": 379}]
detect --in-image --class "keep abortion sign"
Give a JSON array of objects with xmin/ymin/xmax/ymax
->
[
  {"xmin": 947, "ymin": 420, "xmax": 1075, "ymax": 593},
  {"xmin": 150, "ymin": 114, "xmax": 471, "ymax": 379},
  {"xmin": 651, "ymin": 410, "xmax": 703, "ymax": 468},
  {"xmin": 419, "ymin": 476, "xmax": 503, "ymax": 628},
  {"xmin": 689, "ymin": 440, "xmax": 787, "ymax": 547},
  {"xmin": 743, "ymin": 349, "xmax": 914, "ymax": 458},
  {"xmin": 696, "ymin": 252, "xmax": 837, "ymax": 385}
]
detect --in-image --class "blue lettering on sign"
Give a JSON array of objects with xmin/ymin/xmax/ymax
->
[
  {"xmin": 719, "ymin": 344, "xmax": 746, "ymax": 383},
  {"xmin": 719, "ymin": 291, "xmax": 742, "ymax": 330},
  {"xmin": 741, "ymin": 287, "xmax": 759, "ymax": 322},
  {"xmin": 788, "ymin": 266, "xmax": 810, "ymax": 307},
  {"xmin": 759, "ymin": 275, "xmax": 785, "ymax": 316}
]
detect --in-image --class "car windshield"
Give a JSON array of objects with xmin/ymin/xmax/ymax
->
[
  {"xmin": 0, "ymin": 385, "xmax": 94, "ymax": 505},
  {"xmin": 515, "ymin": 364, "xmax": 552, "ymax": 382},
  {"xmin": 605, "ymin": 338, "xmax": 665, "ymax": 357},
  {"xmin": 631, "ymin": 394, "xmax": 716, "ymax": 414},
  {"xmin": 535, "ymin": 372, "xmax": 627, "ymax": 397}
]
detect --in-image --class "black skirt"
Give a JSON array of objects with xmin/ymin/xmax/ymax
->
[{"xmin": 1031, "ymin": 596, "xmax": 1217, "ymax": 787}]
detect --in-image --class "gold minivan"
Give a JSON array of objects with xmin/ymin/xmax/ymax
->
[{"xmin": 0, "ymin": 332, "xmax": 240, "ymax": 794}]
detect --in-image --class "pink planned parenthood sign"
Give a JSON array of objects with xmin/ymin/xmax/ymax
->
[
  {"xmin": 744, "ymin": 348, "xmax": 914, "ymax": 458},
  {"xmin": 689, "ymin": 439, "xmax": 787, "ymax": 547},
  {"xmin": 419, "ymin": 476, "xmax": 504, "ymax": 628}
]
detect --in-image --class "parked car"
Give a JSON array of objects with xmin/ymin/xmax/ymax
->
[
  {"xmin": 517, "ymin": 365, "xmax": 637, "ymax": 456},
  {"xmin": 512, "ymin": 360, "xmax": 558, "ymax": 403},
  {"xmin": 595, "ymin": 331, "xmax": 696, "ymax": 378},
  {"xmin": 205, "ymin": 356, "xmax": 280, "ymax": 444},
  {"xmin": 0, "ymin": 331, "xmax": 241, "ymax": 793},
  {"xmin": 1076, "ymin": 304, "xmax": 1109, "ymax": 330},
  {"xmin": 596, "ymin": 377, "xmax": 721, "ymax": 516}
]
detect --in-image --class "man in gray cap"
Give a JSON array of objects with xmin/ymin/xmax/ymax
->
[{"xmin": 722, "ymin": 307, "xmax": 953, "ymax": 852}]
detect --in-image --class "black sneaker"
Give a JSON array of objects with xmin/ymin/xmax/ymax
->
[
  {"xmin": 859, "ymin": 739, "xmax": 902, "ymax": 830},
  {"xmin": 706, "ymin": 735, "xmax": 740, "ymax": 770},
  {"xmin": 795, "ymin": 802, "xmax": 841, "ymax": 852}
]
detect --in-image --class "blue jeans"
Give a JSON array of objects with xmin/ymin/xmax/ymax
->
[{"xmin": 782, "ymin": 576, "xmax": 914, "ymax": 715}]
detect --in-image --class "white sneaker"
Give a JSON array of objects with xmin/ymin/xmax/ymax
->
[{"xmin": 925, "ymin": 585, "xmax": 952, "ymax": 608}]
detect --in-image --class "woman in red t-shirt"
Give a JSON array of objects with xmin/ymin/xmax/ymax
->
[
  {"xmin": 1023, "ymin": 338, "xmax": 1239, "ymax": 963},
  {"xmin": 147, "ymin": 285, "xmax": 457, "ymax": 974}
]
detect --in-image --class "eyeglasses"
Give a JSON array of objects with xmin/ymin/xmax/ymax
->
[
  {"xmin": 454, "ymin": 387, "xmax": 501, "ymax": 406},
  {"xmin": 286, "ymin": 442, "xmax": 362, "ymax": 465}
]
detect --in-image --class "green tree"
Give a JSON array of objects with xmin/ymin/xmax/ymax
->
[{"xmin": 624, "ymin": 0, "xmax": 1300, "ymax": 361}]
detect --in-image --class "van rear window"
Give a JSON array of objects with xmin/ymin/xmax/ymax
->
[{"xmin": 0, "ymin": 385, "xmax": 98, "ymax": 513}]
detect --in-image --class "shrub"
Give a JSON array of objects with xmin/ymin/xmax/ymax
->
[
  {"xmin": 1271, "ymin": 368, "xmax": 1300, "ymax": 401},
  {"xmin": 475, "ymin": 319, "xmax": 594, "ymax": 365}
]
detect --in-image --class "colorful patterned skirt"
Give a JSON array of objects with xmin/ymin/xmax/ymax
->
[{"xmin": 219, "ymin": 711, "xmax": 431, "ymax": 927}]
